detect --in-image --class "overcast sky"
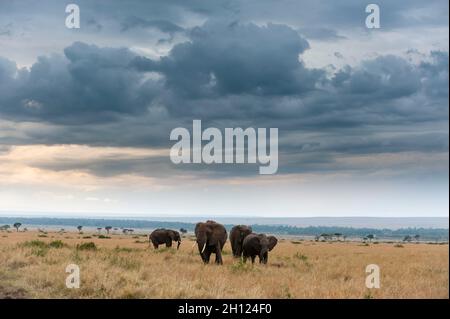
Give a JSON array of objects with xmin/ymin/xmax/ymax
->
[{"xmin": 0, "ymin": 0, "xmax": 448, "ymax": 217}]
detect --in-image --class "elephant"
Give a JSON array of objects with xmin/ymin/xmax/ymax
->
[
  {"xmin": 242, "ymin": 233, "xmax": 278, "ymax": 264},
  {"xmin": 195, "ymin": 220, "xmax": 227, "ymax": 264},
  {"xmin": 149, "ymin": 228, "xmax": 181, "ymax": 249},
  {"xmin": 229, "ymin": 225, "xmax": 253, "ymax": 258}
]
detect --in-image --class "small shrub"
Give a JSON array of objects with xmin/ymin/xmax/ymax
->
[
  {"xmin": 49, "ymin": 240, "xmax": 66, "ymax": 248},
  {"xmin": 82, "ymin": 236, "xmax": 92, "ymax": 239},
  {"xmin": 109, "ymin": 255, "xmax": 141, "ymax": 270},
  {"xmin": 394, "ymin": 244, "xmax": 404, "ymax": 248},
  {"xmin": 283, "ymin": 285, "xmax": 293, "ymax": 299},
  {"xmin": 22, "ymin": 240, "xmax": 48, "ymax": 249},
  {"xmin": 221, "ymin": 249, "xmax": 231, "ymax": 255},
  {"xmin": 153, "ymin": 247, "xmax": 175, "ymax": 254},
  {"xmin": 98, "ymin": 235, "xmax": 111, "ymax": 239},
  {"xmin": 114, "ymin": 246, "xmax": 137, "ymax": 253},
  {"xmin": 294, "ymin": 252, "xmax": 308, "ymax": 262},
  {"xmin": 364, "ymin": 291, "xmax": 374, "ymax": 299},
  {"xmin": 77, "ymin": 242, "xmax": 97, "ymax": 251},
  {"xmin": 291, "ymin": 241, "xmax": 302, "ymax": 245},
  {"xmin": 37, "ymin": 234, "xmax": 48, "ymax": 238},
  {"xmin": 31, "ymin": 248, "xmax": 48, "ymax": 257},
  {"xmin": 230, "ymin": 260, "xmax": 252, "ymax": 273}
]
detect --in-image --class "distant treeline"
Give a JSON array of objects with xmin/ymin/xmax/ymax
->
[{"xmin": 0, "ymin": 217, "xmax": 448, "ymax": 241}]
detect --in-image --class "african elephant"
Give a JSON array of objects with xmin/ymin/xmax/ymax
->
[
  {"xmin": 195, "ymin": 220, "xmax": 227, "ymax": 264},
  {"xmin": 242, "ymin": 234, "xmax": 278, "ymax": 264},
  {"xmin": 229, "ymin": 225, "xmax": 253, "ymax": 258},
  {"xmin": 149, "ymin": 229, "xmax": 181, "ymax": 249}
]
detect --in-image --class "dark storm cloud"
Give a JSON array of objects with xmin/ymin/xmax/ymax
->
[
  {"xmin": 132, "ymin": 22, "xmax": 318, "ymax": 97},
  {"xmin": 0, "ymin": 19, "xmax": 448, "ymax": 177},
  {"xmin": 0, "ymin": 42, "xmax": 162, "ymax": 124}
]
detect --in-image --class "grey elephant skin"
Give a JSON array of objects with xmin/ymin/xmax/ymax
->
[
  {"xmin": 149, "ymin": 229, "xmax": 182, "ymax": 249},
  {"xmin": 229, "ymin": 225, "xmax": 253, "ymax": 258},
  {"xmin": 242, "ymin": 233, "xmax": 278, "ymax": 264},
  {"xmin": 195, "ymin": 220, "xmax": 227, "ymax": 264}
]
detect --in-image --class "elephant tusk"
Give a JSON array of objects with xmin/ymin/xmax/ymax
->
[{"xmin": 201, "ymin": 243, "xmax": 207, "ymax": 253}]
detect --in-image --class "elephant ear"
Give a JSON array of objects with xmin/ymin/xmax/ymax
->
[{"xmin": 267, "ymin": 236, "xmax": 278, "ymax": 251}]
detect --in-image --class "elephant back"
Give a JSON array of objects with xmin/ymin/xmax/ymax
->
[{"xmin": 242, "ymin": 233, "xmax": 261, "ymax": 250}]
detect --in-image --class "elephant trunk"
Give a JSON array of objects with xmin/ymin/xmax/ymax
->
[{"xmin": 177, "ymin": 240, "xmax": 181, "ymax": 250}]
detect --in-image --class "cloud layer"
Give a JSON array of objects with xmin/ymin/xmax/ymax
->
[{"xmin": 0, "ymin": 0, "xmax": 448, "ymax": 215}]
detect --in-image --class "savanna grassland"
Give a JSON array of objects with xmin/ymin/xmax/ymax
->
[{"xmin": 0, "ymin": 230, "xmax": 448, "ymax": 299}]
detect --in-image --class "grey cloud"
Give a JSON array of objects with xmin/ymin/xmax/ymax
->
[
  {"xmin": 0, "ymin": 42, "xmax": 162, "ymax": 124},
  {"xmin": 121, "ymin": 16, "xmax": 184, "ymax": 34},
  {"xmin": 86, "ymin": 18, "xmax": 103, "ymax": 32},
  {"xmin": 0, "ymin": 23, "xmax": 12, "ymax": 37},
  {"xmin": 132, "ymin": 22, "xmax": 319, "ymax": 97},
  {"xmin": 299, "ymin": 27, "xmax": 347, "ymax": 40},
  {"xmin": 0, "ymin": 19, "xmax": 448, "ymax": 178}
]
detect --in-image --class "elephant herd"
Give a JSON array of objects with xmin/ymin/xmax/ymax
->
[{"xmin": 149, "ymin": 221, "xmax": 278, "ymax": 265}]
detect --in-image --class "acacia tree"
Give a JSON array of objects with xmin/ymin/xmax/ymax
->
[
  {"xmin": 105, "ymin": 226, "xmax": 112, "ymax": 234},
  {"xmin": 97, "ymin": 227, "xmax": 102, "ymax": 234},
  {"xmin": 77, "ymin": 226, "xmax": 83, "ymax": 233},
  {"xmin": 13, "ymin": 222, "xmax": 22, "ymax": 232},
  {"xmin": 403, "ymin": 235, "xmax": 412, "ymax": 242}
]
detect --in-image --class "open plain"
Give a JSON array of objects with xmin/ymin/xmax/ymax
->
[{"xmin": 0, "ymin": 230, "xmax": 448, "ymax": 299}]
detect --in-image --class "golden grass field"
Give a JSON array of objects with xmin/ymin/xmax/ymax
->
[{"xmin": 0, "ymin": 230, "xmax": 448, "ymax": 299}]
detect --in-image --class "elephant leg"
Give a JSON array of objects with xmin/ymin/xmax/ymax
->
[
  {"xmin": 153, "ymin": 243, "xmax": 158, "ymax": 249},
  {"xmin": 263, "ymin": 252, "xmax": 268, "ymax": 264},
  {"xmin": 251, "ymin": 256, "xmax": 256, "ymax": 264},
  {"xmin": 231, "ymin": 243, "xmax": 236, "ymax": 257},
  {"xmin": 243, "ymin": 256, "xmax": 247, "ymax": 264},
  {"xmin": 215, "ymin": 243, "xmax": 223, "ymax": 265},
  {"xmin": 204, "ymin": 248, "xmax": 212, "ymax": 264},
  {"xmin": 200, "ymin": 252, "xmax": 207, "ymax": 263},
  {"xmin": 166, "ymin": 240, "xmax": 172, "ymax": 248},
  {"xmin": 235, "ymin": 245, "xmax": 241, "ymax": 258}
]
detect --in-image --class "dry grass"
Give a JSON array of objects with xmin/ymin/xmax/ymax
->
[{"xmin": 0, "ymin": 231, "xmax": 448, "ymax": 299}]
